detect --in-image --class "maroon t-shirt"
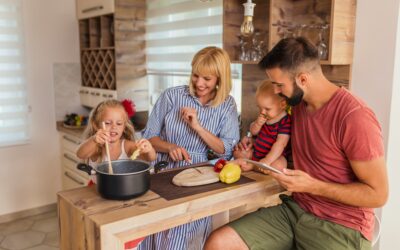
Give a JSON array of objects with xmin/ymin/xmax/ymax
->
[{"xmin": 292, "ymin": 88, "xmax": 384, "ymax": 240}]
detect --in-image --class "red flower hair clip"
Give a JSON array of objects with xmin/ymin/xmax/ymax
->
[{"xmin": 121, "ymin": 99, "xmax": 136, "ymax": 118}]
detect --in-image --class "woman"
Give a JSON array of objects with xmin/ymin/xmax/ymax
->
[{"xmin": 138, "ymin": 46, "xmax": 240, "ymax": 250}]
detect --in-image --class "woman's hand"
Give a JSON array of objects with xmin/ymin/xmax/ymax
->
[
  {"xmin": 93, "ymin": 128, "xmax": 109, "ymax": 145},
  {"xmin": 135, "ymin": 139, "xmax": 154, "ymax": 154},
  {"xmin": 168, "ymin": 144, "xmax": 192, "ymax": 163},
  {"xmin": 181, "ymin": 107, "xmax": 201, "ymax": 131}
]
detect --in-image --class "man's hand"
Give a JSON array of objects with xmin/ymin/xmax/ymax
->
[
  {"xmin": 269, "ymin": 168, "xmax": 318, "ymax": 193},
  {"xmin": 232, "ymin": 159, "xmax": 254, "ymax": 172}
]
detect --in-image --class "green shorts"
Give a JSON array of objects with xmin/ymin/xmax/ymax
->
[{"xmin": 229, "ymin": 195, "xmax": 371, "ymax": 250}]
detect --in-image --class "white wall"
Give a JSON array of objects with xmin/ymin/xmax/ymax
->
[
  {"xmin": 351, "ymin": 0, "xmax": 400, "ymax": 249},
  {"xmin": 0, "ymin": 0, "xmax": 79, "ymax": 216}
]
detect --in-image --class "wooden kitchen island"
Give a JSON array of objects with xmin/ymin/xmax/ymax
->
[{"xmin": 58, "ymin": 171, "xmax": 286, "ymax": 250}]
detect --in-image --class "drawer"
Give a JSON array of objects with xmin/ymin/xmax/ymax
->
[
  {"xmin": 76, "ymin": 0, "xmax": 115, "ymax": 20},
  {"xmin": 62, "ymin": 168, "xmax": 89, "ymax": 190},
  {"xmin": 61, "ymin": 134, "xmax": 82, "ymax": 153},
  {"xmin": 80, "ymin": 86, "xmax": 117, "ymax": 108},
  {"xmin": 62, "ymin": 151, "xmax": 90, "ymax": 179}
]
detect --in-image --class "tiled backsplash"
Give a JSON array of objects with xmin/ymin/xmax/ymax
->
[{"xmin": 53, "ymin": 63, "xmax": 89, "ymax": 121}]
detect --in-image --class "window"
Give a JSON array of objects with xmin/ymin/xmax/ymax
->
[
  {"xmin": 0, "ymin": 0, "xmax": 29, "ymax": 147},
  {"xmin": 146, "ymin": 0, "xmax": 242, "ymax": 112}
]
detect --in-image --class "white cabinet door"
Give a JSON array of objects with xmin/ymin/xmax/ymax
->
[
  {"xmin": 76, "ymin": 0, "xmax": 115, "ymax": 20},
  {"xmin": 62, "ymin": 168, "xmax": 88, "ymax": 190}
]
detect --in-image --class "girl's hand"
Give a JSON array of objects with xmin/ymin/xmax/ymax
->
[
  {"xmin": 181, "ymin": 107, "xmax": 201, "ymax": 130},
  {"xmin": 93, "ymin": 128, "xmax": 109, "ymax": 145},
  {"xmin": 135, "ymin": 139, "xmax": 154, "ymax": 154},
  {"xmin": 168, "ymin": 144, "xmax": 191, "ymax": 163}
]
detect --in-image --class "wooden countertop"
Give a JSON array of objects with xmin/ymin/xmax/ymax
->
[
  {"xmin": 56, "ymin": 121, "xmax": 86, "ymax": 138},
  {"xmin": 58, "ymin": 171, "xmax": 286, "ymax": 250}
]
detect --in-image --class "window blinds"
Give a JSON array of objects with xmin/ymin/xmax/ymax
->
[
  {"xmin": 0, "ymin": 0, "xmax": 29, "ymax": 147},
  {"xmin": 146, "ymin": 0, "xmax": 223, "ymax": 74},
  {"xmin": 146, "ymin": 0, "xmax": 241, "ymax": 110}
]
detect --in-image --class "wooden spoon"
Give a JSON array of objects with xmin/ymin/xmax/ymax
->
[{"xmin": 102, "ymin": 122, "xmax": 114, "ymax": 174}]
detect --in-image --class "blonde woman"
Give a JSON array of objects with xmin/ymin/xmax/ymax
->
[{"xmin": 139, "ymin": 47, "xmax": 240, "ymax": 249}]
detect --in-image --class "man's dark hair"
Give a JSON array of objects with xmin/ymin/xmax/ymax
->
[{"xmin": 259, "ymin": 37, "xmax": 319, "ymax": 73}]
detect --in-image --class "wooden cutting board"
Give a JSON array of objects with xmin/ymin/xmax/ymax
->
[{"xmin": 172, "ymin": 167, "xmax": 220, "ymax": 186}]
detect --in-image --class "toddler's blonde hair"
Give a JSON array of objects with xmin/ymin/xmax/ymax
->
[{"xmin": 256, "ymin": 80, "xmax": 286, "ymax": 103}]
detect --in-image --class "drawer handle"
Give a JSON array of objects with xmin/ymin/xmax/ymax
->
[
  {"xmin": 82, "ymin": 5, "xmax": 104, "ymax": 14},
  {"xmin": 64, "ymin": 172, "xmax": 85, "ymax": 185},
  {"xmin": 63, "ymin": 135, "xmax": 81, "ymax": 145},
  {"xmin": 64, "ymin": 153, "xmax": 79, "ymax": 164}
]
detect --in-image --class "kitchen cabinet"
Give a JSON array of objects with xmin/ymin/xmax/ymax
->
[
  {"xmin": 223, "ymin": 0, "xmax": 356, "ymax": 65},
  {"xmin": 59, "ymin": 132, "xmax": 90, "ymax": 190},
  {"xmin": 76, "ymin": 0, "xmax": 115, "ymax": 20},
  {"xmin": 76, "ymin": 0, "xmax": 147, "ymax": 109}
]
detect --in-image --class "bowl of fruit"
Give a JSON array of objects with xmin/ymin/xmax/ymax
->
[{"xmin": 63, "ymin": 113, "xmax": 88, "ymax": 129}]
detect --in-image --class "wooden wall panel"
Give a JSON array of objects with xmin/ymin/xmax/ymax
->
[{"xmin": 115, "ymin": 0, "xmax": 146, "ymax": 83}]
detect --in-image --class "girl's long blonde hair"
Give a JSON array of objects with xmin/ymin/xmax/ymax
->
[
  {"xmin": 84, "ymin": 99, "xmax": 135, "ymax": 140},
  {"xmin": 189, "ymin": 46, "xmax": 232, "ymax": 107}
]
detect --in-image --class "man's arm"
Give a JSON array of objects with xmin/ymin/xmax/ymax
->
[{"xmin": 271, "ymin": 156, "xmax": 388, "ymax": 207}]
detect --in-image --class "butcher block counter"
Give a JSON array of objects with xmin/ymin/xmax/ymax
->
[{"xmin": 58, "ymin": 170, "xmax": 286, "ymax": 250}]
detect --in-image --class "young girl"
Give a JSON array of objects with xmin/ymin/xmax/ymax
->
[
  {"xmin": 76, "ymin": 100, "xmax": 156, "ymax": 165},
  {"xmin": 234, "ymin": 80, "xmax": 291, "ymax": 172}
]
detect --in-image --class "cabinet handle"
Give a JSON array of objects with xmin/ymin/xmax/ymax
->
[
  {"xmin": 64, "ymin": 172, "xmax": 85, "ymax": 185},
  {"xmin": 63, "ymin": 135, "xmax": 81, "ymax": 145},
  {"xmin": 102, "ymin": 94, "xmax": 108, "ymax": 97},
  {"xmin": 64, "ymin": 153, "xmax": 79, "ymax": 164},
  {"xmin": 95, "ymin": 92, "xmax": 100, "ymax": 96},
  {"xmin": 108, "ymin": 94, "xmax": 113, "ymax": 98},
  {"xmin": 82, "ymin": 5, "xmax": 104, "ymax": 14},
  {"xmin": 90, "ymin": 92, "xmax": 96, "ymax": 96}
]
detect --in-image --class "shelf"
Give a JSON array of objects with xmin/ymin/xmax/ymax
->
[
  {"xmin": 81, "ymin": 47, "xmax": 115, "ymax": 51},
  {"xmin": 223, "ymin": 0, "xmax": 356, "ymax": 65},
  {"xmin": 269, "ymin": 0, "xmax": 356, "ymax": 65},
  {"xmin": 79, "ymin": 14, "xmax": 114, "ymax": 50}
]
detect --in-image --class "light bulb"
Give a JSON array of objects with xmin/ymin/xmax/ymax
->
[{"xmin": 240, "ymin": 0, "xmax": 256, "ymax": 37}]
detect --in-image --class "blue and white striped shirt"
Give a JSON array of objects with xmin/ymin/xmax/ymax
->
[
  {"xmin": 138, "ymin": 85, "xmax": 239, "ymax": 250},
  {"xmin": 143, "ymin": 85, "xmax": 240, "ymax": 169}
]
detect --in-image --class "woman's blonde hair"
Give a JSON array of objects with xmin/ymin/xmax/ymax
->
[
  {"xmin": 189, "ymin": 46, "xmax": 232, "ymax": 106},
  {"xmin": 84, "ymin": 99, "xmax": 135, "ymax": 140}
]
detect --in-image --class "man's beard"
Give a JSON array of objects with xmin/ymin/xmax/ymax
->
[{"xmin": 279, "ymin": 81, "xmax": 304, "ymax": 106}]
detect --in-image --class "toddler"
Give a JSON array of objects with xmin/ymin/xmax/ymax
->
[{"xmin": 234, "ymin": 80, "xmax": 291, "ymax": 172}]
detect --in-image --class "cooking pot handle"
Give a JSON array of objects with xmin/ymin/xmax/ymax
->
[
  {"xmin": 77, "ymin": 163, "xmax": 96, "ymax": 175},
  {"xmin": 154, "ymin": 161, "xmax": 169, "ymax": 174}
]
